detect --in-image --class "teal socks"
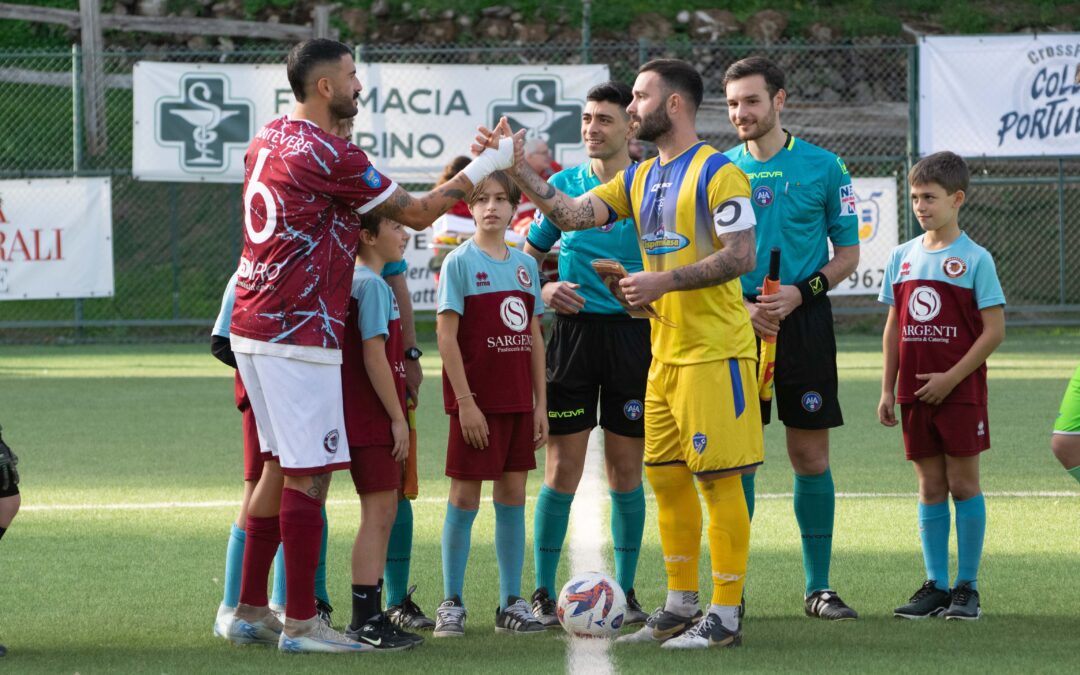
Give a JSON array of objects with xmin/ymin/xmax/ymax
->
[
  {"xmin": 793, "ymin": 468, "xmax": 835, "ymax": 595},
  {"xmin": 954, "ymin": 494, "xmax": 986, "ymax": 591},
  {"xmin": 533, "ymin": 485, "xmax": 573, "ymax": 593},
  {"xmin": 315, "ymin": 505, "xmax": 330, "ymax": 605},
  {"xmin": 385, "ymin": 498, "xmax": 414, "ymax": 607},
  {"xmin": 1068, "ymin": 465, "xmax": 1080, "ymax": 485},
  {"xmin": 223, "ymin": 524, "xmax": 246, "ymax": 607},
  {"xmin": 441, "ymin": 503, "xmax": 478, "ymax": 602},
  {"xmin": 610, "ymin": 485, "xmax": 646, "ymax": 592},
  {"xmin": 494, "ymin": 501, "xmax": 526, "ymax": 610},
  {"xmin": 270, "ymin": 544, "xmax": 286, "ymax": 607},
  {"xmin": 918, "ymin": 500, "xmax": 951, "ymax": 590},
  {"xmin": 741, "ymin": 472, "xmax": 756, "ymax": 522}
]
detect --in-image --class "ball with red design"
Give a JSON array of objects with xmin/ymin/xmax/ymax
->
[{"xmin": 556, "ymin": 571, "xmax": 627, "ymax": 638}]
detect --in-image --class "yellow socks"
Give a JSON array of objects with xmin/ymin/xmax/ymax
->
[
  {"xmin": 700, "ymin": 474, "xmax": 750, "ymax": 606},
  {"xmin": 645, "ymin": 464, "xmax": 701, "ymax": 593}
]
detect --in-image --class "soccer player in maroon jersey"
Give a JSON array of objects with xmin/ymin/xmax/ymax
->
[
  {"xmin": 878, "ymin": 152, "xmax": 1005, "ymax": 621},
  {"xmin": 432, "ymin": 172, "xmax": 548, "ymax": 637},
  {"xmin": 228, "ymin": 39, "xmax": 513, "ymax": 653}
]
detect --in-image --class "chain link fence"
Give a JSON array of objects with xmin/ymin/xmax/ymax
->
[{"xmin": 0, "ymin": 40, "xmax": 1077, "ymax": 340}]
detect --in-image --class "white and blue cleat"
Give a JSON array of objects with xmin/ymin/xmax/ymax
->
[{"xmin": 278, "ymin": 616, "xmax": 374, "ymax": 654}]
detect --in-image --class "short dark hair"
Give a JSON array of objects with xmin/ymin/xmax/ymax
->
[
  {"xmin": 909, "ymin": 151, "xmax": 970, "ymax": 194},
  {"xmin": 722, "ymin": 56, "xmax": 786, "ymax": 98},
  {"xmin": 469, "ymin": 171, "xmax": 521, "ymax": 210},
  {"xmin": 287, "ymin": 39, "xmax": 351, "ymax": 102},
  {"xmin": 638, "ymin": 59, "xmax": 703, "ymax": 110},
  {"xmin": 358, "ymin": 211, "xmax": 384, "ymax": 239},
  {"xmin": 587, "ymin": 80, "xmax": 633, "ymax": 112}
]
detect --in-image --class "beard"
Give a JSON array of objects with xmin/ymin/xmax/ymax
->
[
  {"xmin": 330, "ymin": 91, "xmax": 358, "ymax": 121},
  {"xmin": 634, "ymin": 106, "xmax": 673, "ymax": 143},
  {"xmin": 735, "ymin": 104, "xmax": 778, "ymax": 141}
]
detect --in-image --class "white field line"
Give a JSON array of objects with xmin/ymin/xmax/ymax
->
[
  {"xmin": 20, "ymin": 490, "xmax": 1079, "ymax": 513},
  {"xmin": 565, "ymin": 426, "xmax": 615, "ymax": 675}
]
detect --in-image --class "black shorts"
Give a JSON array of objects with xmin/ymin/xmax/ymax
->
[
  {"xmin": 546, "ymin": 313, "xmax": 651, "ymax": 437},
  {"xmin": 757, "ymin": 297, "xmax": 844, "ymax": 430},
  {"xmin": 0, "ymin": 480, "xmax": 18, "ymax": 499}
]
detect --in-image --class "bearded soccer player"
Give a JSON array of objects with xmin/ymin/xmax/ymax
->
[
  {"xmin": 228, "ymin": 38, "xmax": 513, "ymax": 653},
  {"xmin": 521, "ymin": 80, "xmax": 650, "ymax": 628},
  {"xmin": 723, "ymin": 57, "xmax": 860, "ymax": 620},
  {"xmin": 497, "ymin": 58, "xmax": 761, "ymax": 650}
]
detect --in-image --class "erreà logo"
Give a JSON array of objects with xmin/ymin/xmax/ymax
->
[
  {"xmin": 157, "ymin": 74, "xmax": 253, "ymax": 174},
  {"xmin": 490, "ymin": 77, "xmax": 582, "ymax": 162}
]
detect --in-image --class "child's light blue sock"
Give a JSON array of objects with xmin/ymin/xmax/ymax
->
[
  {"xmin": 222, "ymin": 524, "xmax": 245, "ymax": 607},
  {"xmin": 954, "ymin": 494, "xmax": 986, "ymax": 591},
  {"xmin": 441, "ymin": 502, "xmax": 478, "ymax": 602},
  {"xmin": 918, "ymin": 500, "xmax": 950, "ymax": 591},
  {"xmin": 495, "ymin": 501, "xmax": 526, "ymax": 610}
]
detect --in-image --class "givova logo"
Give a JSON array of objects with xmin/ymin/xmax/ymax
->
[
  {"xmin": 490, "ymin": 77, "xmax": 582, "ymax": 161},
  {"xmin": 157, "ymin": 75, "xmax": 253, "ymax": 173}
]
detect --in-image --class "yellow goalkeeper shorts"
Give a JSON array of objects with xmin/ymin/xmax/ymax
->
[{"xmin": 644, "ymin": 357, "xmax": 763, "ymax": 475}]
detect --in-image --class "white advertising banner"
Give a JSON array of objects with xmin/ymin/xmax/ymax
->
[
  {"xmin": 919, "ymin": 34, "xmax": 1080, "ymax": 157},
  {"xmin": 133, "ymin": 61, "xmax": 609, "ymax": 184},
  {"xmin": 0, "ymin": 177, "xmax": 114, "ymax": 301},
  {"xmin": 829, "ymin": 176, "xmax": 899, "ymax": 296}
]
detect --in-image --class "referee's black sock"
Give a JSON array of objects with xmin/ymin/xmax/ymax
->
[{"xmin": 350, "ymin": 582, "xmax": 382, "ymax": 630}]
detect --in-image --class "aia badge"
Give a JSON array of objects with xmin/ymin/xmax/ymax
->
[
  {"xmin": 900, "ymin": 261, "xmax": 911, "ymax": 276},
  {"xmin": 801, "ymin": 391, "xmax": 823, "ymax": 413},
  {"xmin": 753, "ymin": 185, "xmax": 773, "ymax": 207},
  {"xmin": 692, "ymin": 432, "xmax": 708, "ymax": 455},
  {"xmin": 623, "ymin": 399, "xmax": 643, "ymax": 421},
  {"xmin": 323, "ymin": 429, "xmax": 340, "ymax": 454},
  {"xmin": 516, "ymin": 265, "xmax": 533, "ymax": 289},
  {"xmin": 943, "ymin": 256, "xmax": 967, "ymax": 279},
  {"xmin": 475, "ymin": 271, "xmax": 491, "ymax": 288}
]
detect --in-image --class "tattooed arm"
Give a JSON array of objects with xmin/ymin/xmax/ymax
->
[
  {"xmin": 510, "ymin": 160, "xmax": 611, "ymax": 232},
  {"xmin": 372, "ymin": 179, "xmax": 471, "ymax": 231}
]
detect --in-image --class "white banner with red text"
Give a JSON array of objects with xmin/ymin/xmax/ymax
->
[{"xmin": 0, "ymin": 177, "xmax": 114, "ymax": 301}]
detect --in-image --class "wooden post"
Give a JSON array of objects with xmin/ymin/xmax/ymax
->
[
  {"xmin": 79, "ymin": 0, "xmax": 107, "ymax": 156},
  {"xmin": 312, "ymin": 4, "xmax": 340, "ymax": 40}
]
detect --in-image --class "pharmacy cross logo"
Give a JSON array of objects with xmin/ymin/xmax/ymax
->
[
  {"xmin": 157, "ymin": 75, "xmax": 253, "ymax": 173},
  {"xmin": 490, "ymin": 77, "xmax": 582, "ymax": 160}
]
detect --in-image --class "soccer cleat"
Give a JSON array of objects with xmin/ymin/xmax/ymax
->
[
  {"xmin": 623, "ymin": 589, "xmax": 649, "ymax": 626},
  {"xmin": 661, "ymin": 612, "xmax": 741, "ymax": 650},
  {"xmin": 315, "ymin": 599, "xmax": 334, "ymax": 629},
  {"xmin": 530, "ymin": 587, "xmax": 560, "ymax": 628},
  {"xmin": 345, "ymin": 614, "xmax": 417, "ymax": 651},
  {"xmin": 614, "ymin": 607, "xmax": 703, "ymax": 643},
  {"xmin": 805, "ymin": 590, "xmax": 859, "ymax": 621},
  {"xmin": 228, "ymin": 605, "xmax": 284, "ymax": 646},
  {"xmin": 0, "ymin": 643, "xmax": 7, "ymax": 657},
  {"xmin": 894, "ymin": 580, "xmax": 951, "ymax": 620},
  {"xmin": 278, "ymin": 615, "xmax": 373, "ymax": 653},
  {"xmin": 387, "ymin": 585, "xmax": 436, "ymax": 631},
  {"xmin": 269, "ymin": 602, "xmax": 285, "ymax": 624},
  {"xmin": 944, "ymin": 582, "xmax": 982, "ymax": 621},
  {"xmin": 433, "ymin": 596, "xmax": 467, "ymax": 638},
  {"xmin": 495, "ymin": 596, "xmax": 547, "ymax": 634},
  {"xmin": 213, "ymin": 603, "xmax": 235, "ymax": 639}
]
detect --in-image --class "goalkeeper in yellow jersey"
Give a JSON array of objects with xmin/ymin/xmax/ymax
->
[{"xmin": 487, "ymin": 58, "xmax": 761, "ymax": 649}]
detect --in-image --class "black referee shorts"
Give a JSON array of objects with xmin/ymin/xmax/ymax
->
[
  {"xmin": 758, "ymin": 297, "xmax": 844, "ymax": 430},
  {"xmin": 546, "ymin": 312, "xmax": 651, "ymax": 437}
]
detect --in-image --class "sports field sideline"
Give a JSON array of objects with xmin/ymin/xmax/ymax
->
[{"xmin": 0, "ymin": 331, "xmax": 1077, "ymax": 673}]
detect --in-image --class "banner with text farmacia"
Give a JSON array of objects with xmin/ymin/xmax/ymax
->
[
  {"xmin": 133, "ymin": 62, "xmax": 609, "ymax": 184},
  {"xmin": 919, "ymin": 34, "xmax": 1080, "ymax": 157}
]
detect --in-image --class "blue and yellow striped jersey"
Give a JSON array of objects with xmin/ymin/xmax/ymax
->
[{"xmin": 591, "ymin": 141, "xmax": 757, "ymax": 366}]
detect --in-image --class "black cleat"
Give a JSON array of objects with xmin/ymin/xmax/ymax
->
[
  {"xmin": 387, "ymin": 585, "xmax": 436, "ymax": 631},
  {"xmin": 805, "ymin": 590, "xmax": 859, "ymax": 621},
  {"xmin": 315, "ymin": 598, "xmax": 334, "ymax": 629},
  {"xmin": 623, "ymin": 588, "xmax": 649, "ymax": 626},
  {"xmin": 495, "ymin": 596, "xmax": 546, "ymax": 634},
  {"xmin": 530, "ymin": 587, "xmax": 560, "ymax": 628},
  {"xmin": 894, "ymin": 580, "xmax": 951, "ymax": 620},
  {"xmin": 944, "ymin": 582, "xmax": 982, "ymax": 621},
  {"xmin": 345, "ymin": 613, "xmax": 416, "ymax": 651}
]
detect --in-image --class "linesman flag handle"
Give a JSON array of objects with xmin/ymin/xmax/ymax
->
[{"xmin": 758, "ymin": 247, "xmax": 781, "ymax": 402}]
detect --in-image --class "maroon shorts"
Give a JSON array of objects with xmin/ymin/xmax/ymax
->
[
  {"xmin": 446, "ymin": 411, "xmax": 536, "ymax": 480},
  {"xmin": 901, "ymin": 402, "xmax": 990, "ymax": 460},
  {"xmin": 350, "ymin": 445, "xmax": 403, "ymax": 494},
  {"xmin": 235, "ymin": 372, "xmax": 268, "ymax": 481}
]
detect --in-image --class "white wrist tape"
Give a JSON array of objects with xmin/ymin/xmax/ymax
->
[{"xmin": 461, "ymin": 136, "xmax": 515, "ymax": 185}]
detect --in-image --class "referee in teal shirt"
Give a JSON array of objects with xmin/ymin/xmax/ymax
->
[{"xmin": 724, "ymin": 57, "xmax": 861, "ymax": 621}]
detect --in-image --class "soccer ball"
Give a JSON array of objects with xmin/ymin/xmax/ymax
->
[{"xmin": 556, "ymin": 571, "xmax": 627, "ymax": 638}]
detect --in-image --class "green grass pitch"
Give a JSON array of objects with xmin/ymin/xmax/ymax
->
[{"xmin": 0, "ymin": 331, "xmax": 1077, "ymax": 673}]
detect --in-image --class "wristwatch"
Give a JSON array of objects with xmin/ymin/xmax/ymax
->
[{"xmin": 404, "ymin": 346, "xmax": 423, "ymax": 361}]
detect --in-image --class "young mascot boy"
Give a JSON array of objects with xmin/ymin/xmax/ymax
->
[
  {"xmin": 340, "ymin": 212, "xmax": 423, "ymax": 650},
  {"xmin": 433, "ymin": 172, "xmax": 548, "ymax": 637},
  {"xmin": 878, "ymin": 151, "xmax": 1005, "ymax": 621}
]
